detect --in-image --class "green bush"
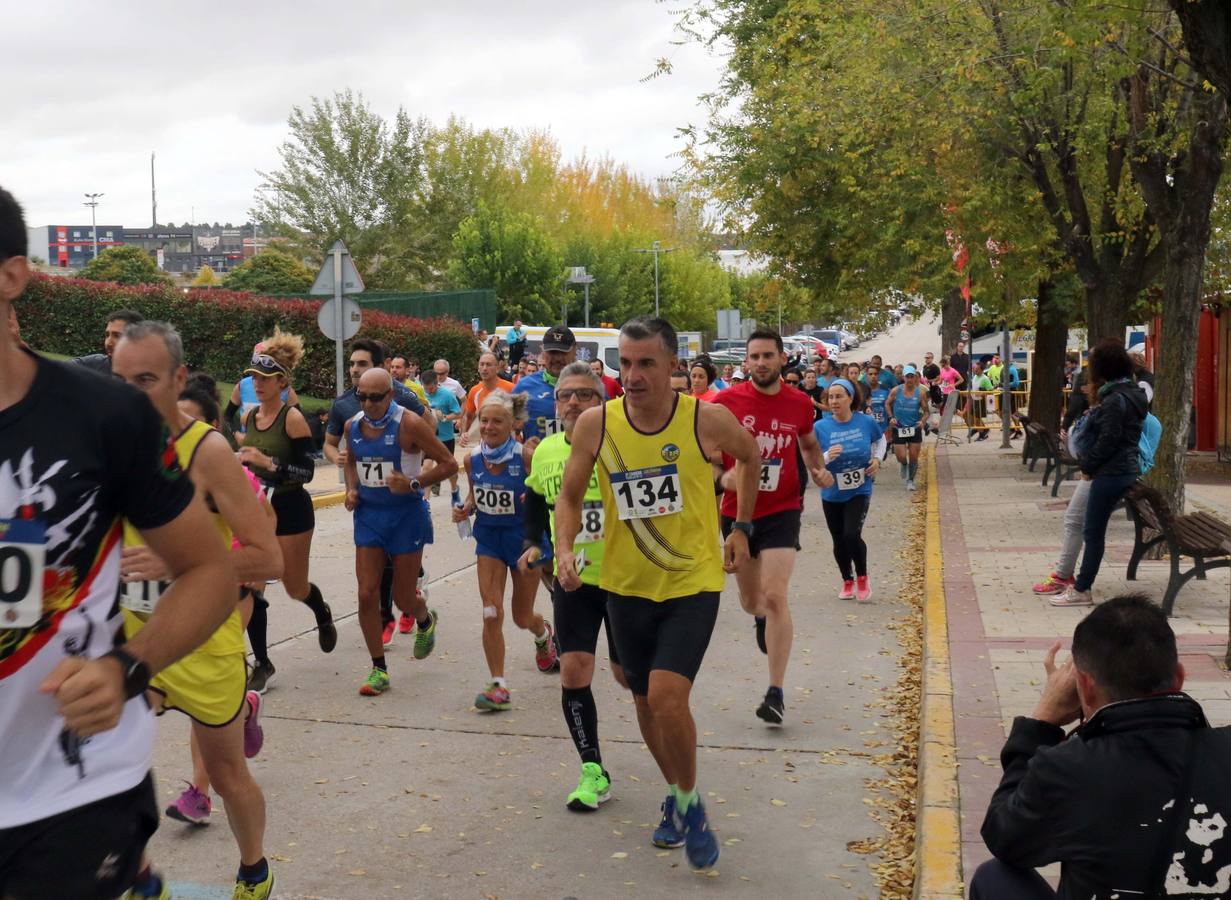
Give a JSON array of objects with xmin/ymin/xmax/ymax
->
[
  {"xmin": 16, "ymin": 274, "xmax": 481, "ymax": 397},
  {"xmin": 224, "ymin": 251, "xmax": 314, "ymax": 294},
  {"xmin": 78, "ymin": 245, "xmax": 174, "ymax": 286}
]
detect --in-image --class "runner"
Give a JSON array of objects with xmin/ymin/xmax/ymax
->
[
  {"xmin": 421, "ymin": 370, "xmax": 462, "ymax": 503},
  {"xmin": 0, "ymin": 187, "xmax": 234, "ymax": 900},
  {"xmin": 238, "ymin": 329, "xmax": 337, "ymax": 697},
  {"xmin": 713, "ymin": 330, "xmax": 826, "ymax": 725},
  {"xmin": 554, "ymin": 316, "xmax": 761, "ymax": 870},
  {"xmin": 343, "ymin": 368, "xmax": 457, "ymax": 696},
  {"xmin": 459, "ymin": 351, "xmax": 514, "ymax": 445},
  {"xmin": 885, "ymin": 365, "xmax": 930, "ymax": 492},
  {"xmin": 518, "ymin": 361, "xmax": 628, "ymax": 811},
  {"xmin": 813, "ymin": 378, "xmax": 885, "ymax": 601},
  {"xmin": 865, "ymin": 363, "xmax": 891, "ymax": 455},
  {"xmin": 689, "ymin": 358, "xmax": 720, "ymax": 401},
  {"xmin": 225, "ymin": 340, "xmax": 299, "ymax": 444},
  {"xmin": 112, "ymin": 321, "xmax": 282, "ymax": 900},
  {"xmin": 432, "ymin": 358, "xmax": 467, "ymax": 404},
  {"xmin": 591, "ymin": 357, "xmax": 623, "ymax": 399},
  {"xmin": 451, "ymin": 390, "xmax": 559, "ymax": 711}
]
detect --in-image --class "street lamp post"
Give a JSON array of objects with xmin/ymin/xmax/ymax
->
[
  {"xmin": 634, "ymin": 240, "xmax": 676, "ymax": 317},
  {"xmin": 83, "ymin": 193, "xmax": 104, "ymax": 259},
  {"xmin": 566, "ymin": 266, "xmax": 596, "ymax": 327}
]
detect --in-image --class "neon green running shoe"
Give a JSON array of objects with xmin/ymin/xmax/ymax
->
[
  {"xmin": 566, "ymin": 761, "xmax": 611, "ymax": 812},
  {"xmin": 359, "ymin": 667, "xmax": 390, "ymax": 696},
  {"xmin": 414, "ymin": 609, "xmax": 439, "ymax": 660},
  {"xmin": 232, "ymin": 870, "xmax": 275, "ymax": 900}
]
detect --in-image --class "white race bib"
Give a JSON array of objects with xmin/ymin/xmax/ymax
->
[
  {"xmin": 0, "ymin": 518, "xmax": 46, "ymax": 629},
  {"xmin": 837, "ymin": 468, "xmax": 865, "ymax": 491},
  {"xmin": 611, "ymin": 465, "xmax": 684, "ymax": 520},
  {"xmin": 358, "ymin": 457, "xmax": 390, "ymax": 489},
  {"xmin": 540, "ymin": 417, "xmax": 564, "ymax": 437},
  {"xmin": 577, "ymin": 501, "xmax": 605, "ymax": 544},
  {"xmin": 120, "ymin": 579, "xmax": 169, "ymax": 615},
  {"xmin": 475, "ymin": 486, "xmax": 516, "ymax": 516},
  {"xmin": 758, "ymin": 459, "xmax": 783, "ymax": 492},
  {"xmin": 896, "ymin": 426, "xmax": 917, "ymax": 439}
]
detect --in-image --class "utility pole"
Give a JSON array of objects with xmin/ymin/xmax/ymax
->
[
  {"xmin": 150, "ymin": 152, "xmax": 157, "ymax": 227},
  {"xmin": 83, "ymin": 193, "xmax": 104, "ymax": 259},
  {"xmin": 634, "ymin": 240, "xmax": 676, "ymax": 317}
]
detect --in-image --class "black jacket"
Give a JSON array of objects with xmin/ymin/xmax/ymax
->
[
  {"xmin": 981, "ymin": 694, "xmax": 1231, "ymax": 899},
  {"xmin": 1078, "ymin": 380, "xmax": 1147, "ymax": 477}
]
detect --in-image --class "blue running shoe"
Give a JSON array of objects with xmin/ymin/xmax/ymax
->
[
  {"xmin": 680, "ymin": 798, "xmax": 720, "ymax": 869},
  {"xmin": 651, "ymin": 793, "xmax": 685, "ymax": 848}
]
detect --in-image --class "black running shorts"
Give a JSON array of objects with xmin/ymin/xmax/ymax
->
[
  {"xmin": 271, "ymin": 486, "xmax": 315, "ymax": 536},
  {"xmin": 606, "ymin": 591, "xmax": 720, "ymax": 697},
  {"xmin": 720, "ymin": 508, "xmax": 802, "ymax": 557},
  {"xmin": 892, "ymin": 426, "xmax": 923, "ymax": 445},
  {"xmin": 552, "ymin": 580, "xmax": 619, "ymax": 663},
  {"xmin": 0, "ymin": 774, "xmax": 157, "ymax": 900}
]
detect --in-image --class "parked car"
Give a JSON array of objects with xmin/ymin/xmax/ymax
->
[
  {"xmin": 787, "ymin": 334, "xmax": 836, "ymax": 360},
  {"xmin": 808, "ymin": 329, "xmax": 851, "ymax": 351},
  {"xmin": 710, "ymin": 339, "xmax": 747, "ymax": 358}
]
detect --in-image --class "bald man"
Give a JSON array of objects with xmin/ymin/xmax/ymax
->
[
  {"xmin": 342, "ymin": 368, "xmax": 458, "ymax": 696},
  {"xmin": 460, "ymin": 352, "xmax": 514, "ymax": 446}
]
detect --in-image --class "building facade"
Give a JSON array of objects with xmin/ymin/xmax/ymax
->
[{"xmin": 29, "ymin": 223, "xmax": 259, "ymax": 274}]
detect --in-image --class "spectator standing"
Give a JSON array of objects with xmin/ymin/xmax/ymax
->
[
  {"xmin": 506, "ymin": 319, "xmax": 528, "ymax": 366},
  {"xmin": 72, "ymin": 308, "xmax": 145, "ymax": 375},
  {"xmin": 590, "ymin": 358, "xmax": 623, "ymax": 399},
  {"xmin": 950, "ymin": 339, "xmax": 971, "ymax": 387}
]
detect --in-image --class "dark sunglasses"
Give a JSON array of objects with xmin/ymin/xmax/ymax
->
[
  {"xmin": 356, "ymin": 390, "xmax": 391, "ymax": 403},
  {"xmin": 555, "ymin": 388, "xmax": 600, "ymax": 402},
  {"xmin": 785, "ymin": 379, "xmax": 801, "ymax": 385}
]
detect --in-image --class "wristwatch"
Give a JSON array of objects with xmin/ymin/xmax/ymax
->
[
  {"xmin": 103, "ymin": 648, "xmax": 151, "ymax": 700},
  {"xmin": 730, "ymin": 521, "xmax": 755, "ymax": 539},
  {"xmin": 410, "ymin": 478, "xmax": 422, "ymax": 493}
]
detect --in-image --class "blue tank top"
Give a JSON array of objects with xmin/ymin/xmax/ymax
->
[
  {"xmin": 513, "ymin": 373, "xmax": 560, "ymax": 441},
  {"xmin": 239, "ymin": 376, "xmax": 291, "ymax": 431},
  {"xmin": 894, "ymin": 385, "xmax": 923, "ymax": 427},
  {"xmin": 869, "ymin": 386, "xmax": 890, "ymax": 430},
  {"xmin": 348, "ymin": 406, "xmax": 423, "ymax": 506},
  {"xmin": 470, "ymin": 445, "xmax": 527, "ymax": 530}
]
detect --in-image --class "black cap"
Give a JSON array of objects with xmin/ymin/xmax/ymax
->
[{"xmin": 541, "ymin": 325, "xmax": 576, "ymax": 352}]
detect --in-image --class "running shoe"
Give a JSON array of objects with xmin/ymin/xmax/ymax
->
[
  {"xmin": 652, "ymin": 794, "xmax": 685, "ymax": 848},
  {"xmin": 165, "ymin": 783, "xmax": 211, "ymax": 825},
  {"xmin": 122, "ymin": 873, "xmax": 169, "ymax": 899},
  {"xmin": 566, "ymin": 761, "xmax": 612, "ymax": 812},
  {"xmin": 315, "ymin": 602, "xmax": 338, "ymax": 654},
  {"xmin": 535, "ymin": 622, "xmax": 560, "ymax": 673},
  {"xmin": 359, "ymin": 667, "xmax": 391, "ymax": 696},
  {"xmin": 754, "ymin": 616, "xmax": 767, "ymax": 655},
  {"xmin": 856, "ymin": 575, "xmax": 872, "ymax": 602},
  {"xmin": 414, "ymin": 609, "xmax": 439, "ymax": 660},
  {"xmin": 907, "ymin": 479, "xmax": 917, "ymax": 492},
  {"xmin": 247, "ymin": 659, "xmax": 275, "ymax": 695},
  {"xmin": 680, "ymin": 798, "xmax": 720, "ymax": 869},
  {"xmin": 243, "ymin": 690, "xmax": 264, "ymax": 759},
  {"xmin": 382, "ymin": 619, "xmax": 397, "ymax": 648},
  {"xmin": 838, "ymin": 579, "xmax": 855, "ymax": 600},
  {"xmin": 1050, "ymin": 586, "xmax": 1094, "ymax": 607},
  {"xmin": 475, "ymin": 681, "xmax": 511, "ymax": 711},
  {"xmin": 232, "ymin": 870, "xmax": 275, "ymax": 900},
  {"xmin": 756, "ymin": 688, "xmax": 785, "ymax": 725},
  {"xmin": 398, "ymin": 613, "xmax": 414, "ymax": 635},
  {"xmin": 1032, "ymin": 572, "xmax": 1073, "ymax": 595}
]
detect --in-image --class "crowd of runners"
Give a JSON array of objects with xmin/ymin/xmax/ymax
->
[{"xmin": 0, "ymin": 185, "xmax": 950, "ymax": 898}]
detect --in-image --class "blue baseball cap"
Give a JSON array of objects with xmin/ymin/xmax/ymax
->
[{"xmin": 903, "ymin": 365, "xmax": 918, "ymax": 376}]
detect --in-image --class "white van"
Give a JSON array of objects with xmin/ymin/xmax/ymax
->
[{"xmin": 494, "ymin": 325, "xmax": 623, "ymax": 377}]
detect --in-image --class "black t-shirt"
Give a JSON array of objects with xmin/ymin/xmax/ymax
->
[
  {"xmin": 950, "ymin": 352, "xmax": 971, "ymax": 381},
  {"xmin": 803, "ymin": 385, "xmax": 825, "ymax": 421},
  {"xmin": 922, "ymin": 363, "xmax": 941, "ymax": 382},
  {"xmin": 326, "ymin": 382, "xmax": 426, "ymax": 437}
]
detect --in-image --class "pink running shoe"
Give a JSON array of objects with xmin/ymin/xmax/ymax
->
[
  {"xmin": 243, "ymin": 690, "xmax": 264, "ymax": 759},
  {"xmin": 535, "ymin": 622, "xmax": 560, "ymax": 673},
  {"xmin": 1032, "ymin": 572, "xmax": 1073, "ymax": 595},
  {"xmin": 165, "ymin": 783, "xmax": 211, "ymax": 825},
  {"xmin": 398, "ymin": 612, "xmax": 415, "ymax": 635},
  {"xmin": 856, "ymin": 576, "xmax": 872, "ymax": 602},
  {"xmin": 838, "ymin": 580, "xmax": 856, "ymax": 600}
]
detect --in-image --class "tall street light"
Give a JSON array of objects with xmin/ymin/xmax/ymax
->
[
  {"xmin": 83, "ymin": 193, "xmax": 104, "ymax": 259},
  {"xmin": 634, "ymin": 240, "xmax": 676, "ymax": 317}
]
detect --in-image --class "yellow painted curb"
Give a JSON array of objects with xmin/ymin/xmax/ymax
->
[
  {"xmin": 311, "ymin": 491, "xmax": 346, "ymax": 510},
  {"xmin": 914, "ymin": 447, "xmax": 964, "ymax": 899}
]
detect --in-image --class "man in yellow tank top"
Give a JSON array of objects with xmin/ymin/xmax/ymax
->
[
  {"xmin": 112, "ymin": 321, "xmax": 283, "ymax": 900},
  {"xmin": 555, "ymin": 316, "xmax": 760, "ymax": 871}
]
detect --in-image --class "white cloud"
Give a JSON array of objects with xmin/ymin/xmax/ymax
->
[{"xmin": 5, "ymin": 0, "xmax": 724, "ymax": 227}]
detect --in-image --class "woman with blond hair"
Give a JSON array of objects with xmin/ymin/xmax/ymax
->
[
  {"xmin": 238, "ymin": 328, "xmax": 337, "ymax": 693},
  {"xmin": 452, "ymin": 390, "xmax": 558, "ymax": 711}
]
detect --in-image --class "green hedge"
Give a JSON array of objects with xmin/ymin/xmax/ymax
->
[{"xmin": 16, "ymin": 274, "xmax": 482, "ymax": 396}]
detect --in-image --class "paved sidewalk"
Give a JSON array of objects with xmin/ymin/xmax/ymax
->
[{"xmin": 936, "ymin": 441, "xmax": 1231, "ymax": 884}]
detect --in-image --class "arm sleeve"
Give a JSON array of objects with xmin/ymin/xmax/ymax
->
[
  {"xmin": 111, "ymin": 392, "xmax": 195, "ymax": 530},
  {"xmin": 523, "ymin": 489, "xmax": 551, "ymax": 549},
  {"xmin": 871, "ymin": 432, "xmax": 887, "ymax": 461},
  {"xmin": 265, "ymin": 436, "xmax": 316, "ymax": 485},
  {"xmin": 979, "ymin": 717, "xmax": 1069, "ymax": 866}
]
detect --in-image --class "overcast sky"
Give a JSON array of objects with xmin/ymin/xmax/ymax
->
[{"xmin": 6, "ymin": 1, "xmax": 725, "ymax": 228}]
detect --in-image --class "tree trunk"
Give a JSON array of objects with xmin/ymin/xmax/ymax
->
[
  {"xmin": 1170, "ymin": 0, "xmax": 1231, "ymax": 104},
  {"xmin": 941, "ymin": 286, "xmax": 963, "ymax": 355},
  {"xmin": 1083, "ymin": 284, "xmax": 1130, "ymax": 346},
  {"xmin": 1028, "ymin": 278, "xmax": 1066, "ymax": 432}
]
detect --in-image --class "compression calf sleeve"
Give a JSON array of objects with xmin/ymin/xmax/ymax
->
[{"xmin": 562, "ymin": 685, "xmax": 602, "ymax": 765}]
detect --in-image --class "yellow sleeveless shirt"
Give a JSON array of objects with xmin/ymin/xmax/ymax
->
[{"xmin": 597, "ymin": 392, "xmax": 724, "ymax": 601}]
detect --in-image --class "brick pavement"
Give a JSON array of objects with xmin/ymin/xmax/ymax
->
[{"xmin": 936, "ymin": 441, "xmax": 1231, "ymax": 884}]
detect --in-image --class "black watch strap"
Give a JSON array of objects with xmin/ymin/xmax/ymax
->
[
  {"xmin": 104, "ymin": 648, "xmax": 151, "ymax": 700},
  {"xmin": 731, "ymin": 521, "xmax": 754, "ymax": 537}
]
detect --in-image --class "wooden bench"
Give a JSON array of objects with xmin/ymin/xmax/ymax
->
[
  {"xmin": 1015, "ymin": 414, "xmax": 1046, "ymax": 470},
  {"xmin": 1126, "ymin": 484, "xmax": 1231, "ymax": 615},
  {"xmin": 1037, "ymin": 428, "xmax": 1080, "ymax": 497}
]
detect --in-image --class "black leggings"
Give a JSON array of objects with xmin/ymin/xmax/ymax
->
[{"xmin": 822, "ymin": 495, "xmax": 870, "ymax": 579}]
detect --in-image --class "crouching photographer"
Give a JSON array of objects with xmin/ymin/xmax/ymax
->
[{"xmin": 974, "ymin": 594, "xmax": 1231, "ymax": 899}]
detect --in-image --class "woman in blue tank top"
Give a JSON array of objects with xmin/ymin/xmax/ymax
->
[
  {"xmin": 452, "ymin": 390, "xmax": 559, "ymax": 711},
  {"xmin": 886, "ymin": 366, "xmax": 930, "ymax": 492}
]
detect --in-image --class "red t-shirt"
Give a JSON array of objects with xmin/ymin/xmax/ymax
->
[
  {"xmin": 714, "ymin": 380, "xmax": 815, "ymax": 519},
  {"xmin": 601, "ymin": 374, "xmax": 624, "ymax": 399}
]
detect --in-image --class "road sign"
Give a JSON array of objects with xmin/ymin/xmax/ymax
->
[
  {"xmin": 310, "ymin": 241, "xmax": 365, "ymax": 296},
  {"xmin": 317, "ymin": 297, "xmax": 363, "ymax": 341},
  {"xmin": 716, "ymin": 309, "xmax": 741, "ymax": 340}
]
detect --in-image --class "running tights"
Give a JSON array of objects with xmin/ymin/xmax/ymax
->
[
  {"xmin": 247, "ymin": 592, "xmax": 269, "ymax": 665},
  {"xmin": 822, "ymin": 495, "xmax": 870, "ymax": 579}
]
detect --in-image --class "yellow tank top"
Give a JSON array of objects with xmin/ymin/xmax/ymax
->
[{"xmin": 597, "ymin": 393, "xmax": 724, "ymax": 601}]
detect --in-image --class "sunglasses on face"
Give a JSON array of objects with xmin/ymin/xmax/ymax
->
[
  {"xmin": 356, "ymin": 390, "xmax": 391, "ymax": 403},
  {"xmin": 555, "ymin": 388, "xmax": 600, "ymax": 402}
]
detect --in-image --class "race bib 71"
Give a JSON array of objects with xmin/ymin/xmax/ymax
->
[{"xmin": 358, "ymin": 457, "xmax": 390, "ymax": 489}]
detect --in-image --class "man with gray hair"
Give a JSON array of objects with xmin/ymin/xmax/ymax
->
[{"xmin": 432, "ymin": 358, "xmax": 466, "ymax": 403}]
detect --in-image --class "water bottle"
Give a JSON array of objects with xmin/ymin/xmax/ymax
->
[{"xmin": 455, "ymin": 503, "xmax": 472, "ymax": 540}]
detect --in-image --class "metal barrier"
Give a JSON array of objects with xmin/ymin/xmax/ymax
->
[{"xmin": 936, "ymin": 390, "xmax": 1030, "ymax": 440}]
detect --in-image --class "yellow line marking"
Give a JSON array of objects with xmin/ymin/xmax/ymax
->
[
  {"xmin": 914, "ymin": 446, "xmax": 964, "ymax": 898},
  {"xmin": 311, "ymin": 491, "xmax": 346, "ymax": 510}
]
